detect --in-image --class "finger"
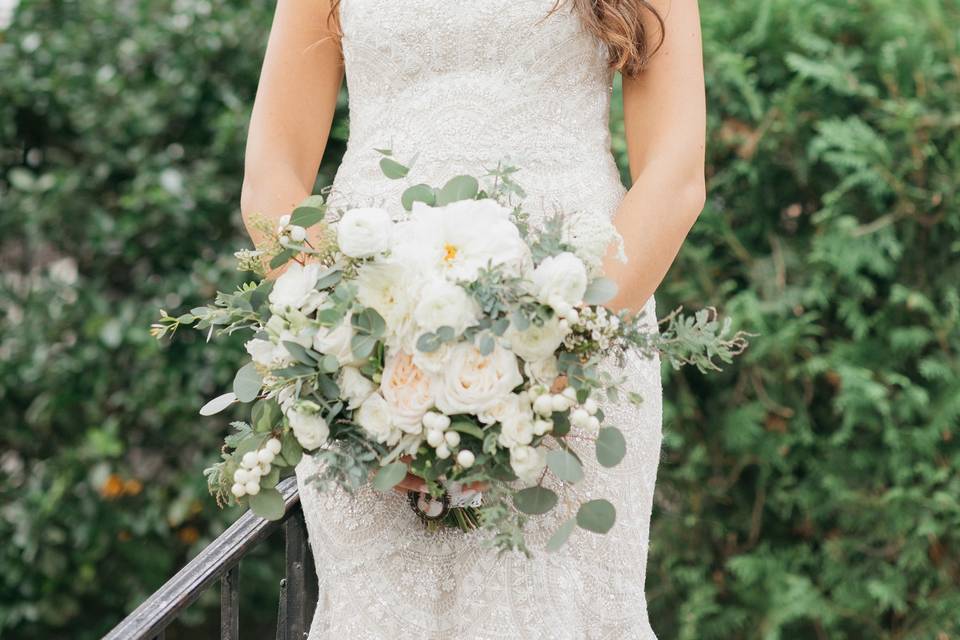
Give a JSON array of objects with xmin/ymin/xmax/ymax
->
[{"xmin": 392, "ymin": 473, "xmax": 428, "ymax": 494}]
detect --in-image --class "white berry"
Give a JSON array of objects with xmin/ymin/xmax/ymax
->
[
  {"xmin": 588, "ymin": 416, "xmax": 600, "ymax": 431},
  {"xmin": 551, "ymin": 394, "xmax": 569, "ymax": 412},
  {"xmin": 562, "ymin": 386, "xmax": 578, "ymax": 401},
  {"xmin": 444, "ymin": 431, "xmax": 461, "ymax": 447},
  {"xmin": 258, "ymin": 462, "xmax": 272, "ymax": 476},
  {"xmin": 266, "ymin": 438, "xmax": 282, "ymax": 455},
  {"xmin": 436, "ymin": 444, "xmax": 451, "ymax": 459},
  {"xmin": 234, "ymin": 468, "xmax": 249, "ymax": 484},
  {"xmin": 288, "ymin": 225, "xmax": 306, "ymax": 242},
  {"xmin": 241, "ymin": 451, "xmax": 258, "ymax": 469},
  {"xmin": 244, "ymin": 481, "xmax": 261, "ymax": 495},
  {"xmin": 257, "ymin": 448, "xmax": 275, "ymax": 465},
  {"xmin": 584, "ymin": 398, "xmax": 599, "ymax": 415},
  {"xmin": 456, "ymin": 450, "xmax": 475, "ymax": 467},
  {"xmin": 533, "ymin": 394, "xmax": 554, "ymax": 416},
  {"xmin": 434, "ymin": 413, "xmax": 451, "ymax": 430},
  {"xmin": 533, "ymin": 419, "xmax": 553, "ymax": 435},
  {"xmin": 571, "ymin": 408, "xmax": 590, "ymax": 428},
  {"xmin": 231, "ymin": 483, "xmax": 246, "ymax": 498},
  {"xmin": 426, "ymin": 429, "xmax": 445, "ymax": 448}
]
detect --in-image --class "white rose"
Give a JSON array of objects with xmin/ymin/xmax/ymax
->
[
  {"xmin": 339, "ymin": 366, "xmax": 376, "ymax": 409},
  {"xmin": 505, "ymin": 315, "xmax": 567, "ymax": 363},
  {"xmin": 524, "ymin": 355, "xmax": 559, "ymax": 387},
  {"xmin": 337, "ymin": 207, "xmax": 393, "ymax": 258},
  {"xmin": 245, "ymin": 338, "xmax": 293, "ymax": 369},
  {"xmin": 355, "ymin": 392, "xmax": 402, "ymax": 445},
  {"xmin": 286, "ymin": 401, "xmax": 329, "ymax": 451},
  {"xmin": 380, "ymin": 351, "xmax": 434, "ymax": 434},
  {"xmin": 531, "ymin": 252, "xmax": 588, "ymax": 308},
  {"xmin": 432, "ymin": 342, "xmax": 523, "ymax": 415},
  {"xmin": 313, "ymin": 313, "xmax": 364, "ymax": 367},
  {"xmin": 269, "ymin": 262, "xmax": 322, "ymax": 311},
  {"xmin": 413, "ymin": 278, "xmax": 479, "ymax": 335},
  {"xmin": 510, "ymin": 445, "xmax": 546, "ymax": 482}
]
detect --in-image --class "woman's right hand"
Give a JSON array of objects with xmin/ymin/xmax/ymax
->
[{"xmin": 389, "ymin": 454, "xmax": 489, "ymax": 496}]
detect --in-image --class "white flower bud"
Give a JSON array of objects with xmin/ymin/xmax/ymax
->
[
  {"xmin": 584, "ymin": 398, "xmax": 599, "ymax": 415},
  {"xmin": 244, "ymin": 481, "xmax": 261, "ymax": 496},
  {"xmin": 533, "ymin": 394, "xmax": 554, "ymax": 417},
  {"xmin": 257, "ymin": 448, "xmax": 275, "ymax": 465},
  {"xmin": 266, "ymin": 438, "xmax": 283, "ymax": 455},
  {"xmin": 444, "ymin": 431, "xmax": 461, "ymax": 447},
  {"xmin": 231, "ymin": 483, "xmax": 246, "ymax": 498},
  {"xmin": 456, "ymin": 450, "xmax": 475, "ymax": 467},
  {"xmin": 241, "ymin": 451, "xmax": 259, "ymax": 469},
  {"xmin": 436, "ymin": 444, "xmax": 451, "ymax": 459},
  {"xmin": 426, "ymin": 429, "xmax": 445, "ymax": 448},
  {"xmin": 571, "ymin": 408, "xmax": 590, "ymax": 428}
]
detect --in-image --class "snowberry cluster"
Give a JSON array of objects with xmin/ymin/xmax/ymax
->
[
  {"xmin": 231, "ymin": 437, "xmax": 282, "ymax": 498},
  {"xmin": 422, "ymin": 411, "xmax": 476, "ymax": 468},
  {"xmin": 276, "ymin": 214, "xmax": 307, "ymax": 248},
  {"xmin": 530, "ymin": 385, "xmax": 601, "ymax": 431}
]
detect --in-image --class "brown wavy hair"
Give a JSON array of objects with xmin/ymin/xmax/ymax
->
[{"xmin": 324, "ymin": 0, "xmax": 664, "ymax": 77}]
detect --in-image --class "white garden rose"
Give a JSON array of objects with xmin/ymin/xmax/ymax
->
[
  {"xmin": 337, "ymin": 207, "xmax": 393, "ymax": 258},
  {"xmin": 505, "ymin": 315, "xmax": 567, "ymax": 363},
  {"xmin": 524, "ymin": 355, "xmax": 560, "ymax": 387},
  {"xmin": 269, "ymin": 262, "xmax": 323, "ymax": 311},
  {"xmin": 413, "ymin": 278, "xmax": 479, "ymax": 334},
  {"xmin": 531, "ymin": 252, "xmax": 588, "ymax": 308},
  {"xmin": 286, "ymin": 401, "xmax": 329, "ymax": 450},
  {"xmin": 339, "ymin": 366, "xmax": 376, "ymax": 409},
  {"xmin": 411, "ymin": 341, "xmax": 453, "ymax": 374},
  {"xmin": 355, "ymin": 392, "xmax": 402, "ymax": 445},
  {"xmin": 313, "ymin": 314, "xmax": 362, "ymax": 366},
  {"xmin": 432, "ymin": 342, "xmax": 523, "ymax": 415},
  {"xmin": 510, "ymin": 445, "xmax": 547, "ymax": 482},
  {"xmin": 394, "ymin": 199, "xmax": 530, "ymax": 281},
  {"xmin": 380, "ymin": 351, "xmax": 434, "ymax": 434}
]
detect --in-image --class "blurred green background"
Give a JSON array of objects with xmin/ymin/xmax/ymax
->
[{"xmin": 2, "ymin": 0, "xmax": 958, "ymax": 638}]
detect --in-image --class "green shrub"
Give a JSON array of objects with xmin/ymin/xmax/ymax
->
[{"xmin": 1, "ymin": 0, "xmax": 957, "ymax": 638}]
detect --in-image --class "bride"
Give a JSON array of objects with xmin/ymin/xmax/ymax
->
[{"xmin": 240, "ymin": 0, "xmax": 705, "ymax": 637}]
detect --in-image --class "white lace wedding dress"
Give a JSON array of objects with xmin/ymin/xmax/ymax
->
[{"xmin": 294, "ymin": 0, "xmax": 663, "ymax": 637}]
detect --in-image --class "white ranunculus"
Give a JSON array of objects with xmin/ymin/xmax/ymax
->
[
  {"xmin": 286, "ymin": 401, "xmax": 329, "ymax": 451},
  {"xmin": 269, "ymin": 262, "xmax": 322, "ymax": 311},
  {"xmin": 524, "ymin": 355, "xmax": 560, "ymax": 387},
  {"xmin": 380, "ymin": 351, "xmax": 434, "ymax": 434},
  {"xmin": 339, "ymin": 366, "xmax": 376, "ymax": 409},
  {"xmin": 432, "ymin": 342, "xmax": 523, "ymax": 416},
  {"xmin": 510, "ymin": 445, "xmax": 547, "ymax": 482},
  {"xmin": 505, "ymin": 315, "xmax": 567, "ymax": 363},
  {"xmin": 394, "ymin": 199, "xmax": 530, "ymax": 282},
  {"xmin": 245, "ymin": 338, "xmax": 293, "ymax": 369},
  {"xmin": 313, "ymin": 314, "xmax": 362, "ymax": 366},
  {"xmin": 413, "ymin": 278, "xmax": 479, "ymax": 335},
  {"xmin": 337, "ymin": 207, "xmax": 393, "ymax": 258},
  {"xmin": 531, "ymin": 252, "xmax": 588, "ymax": 308},
  {"xmin": 355, "ymin": 393, "xmax": 401, "ymax": 445}
]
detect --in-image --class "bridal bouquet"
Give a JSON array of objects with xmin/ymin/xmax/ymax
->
[{"xmin": 153, "ymin": 153, "xmax": 747, "ymax": 554}]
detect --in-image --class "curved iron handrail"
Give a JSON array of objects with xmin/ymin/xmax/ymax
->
[{"xmin": 103, "ymin": 476, "xmax": 317, "ymax": 640}]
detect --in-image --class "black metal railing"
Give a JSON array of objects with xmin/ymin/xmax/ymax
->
[{"xmin": 104, "ymin": 476, "xmax": 318, "ymax": 640}]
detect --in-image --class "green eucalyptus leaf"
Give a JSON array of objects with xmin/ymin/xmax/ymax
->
[
  {"xmin": 290, "ymin": 206, "xmax": 325, "ymax": 228},
  {"xmin": 436, "ymin": 175, "xmax": 479, "ymax": 204},
  {"xmin": 478, "ymin": 334, "xmax": 495, "ymax": 356},
  {"xmin": 450, "ymin": 421, "xmax": 485, "ymax": 440},
  {"xmin": 546, "ymin": 448, "xmax": 584, "ymax": 483},
  {"xmin": 282, "ymin": 341, "xmax": 319, "ymax": 366},
  {"xmin": 269, "ymin": 249, "xmax": 297, "ymax": 269},
  {"xmin": 248, "ymin": 488, "xmax": 285, "ymax": 520},
  {"xmin": 233, "ymin": 363, "xmax": 263, "ymax": 403},
  {"xmin": 280, "ymin": 432, "xmax": 303, "ymax": 465},
  {"xmin": 576, "ymin": 499, "xmax": 616, "ymax": 534},
  {"xmin": 351, "ymin": 334, "xmax": 377, "ymax": 360},
  {"xmin": 372, "ymin": 462, "xmax": 409, "ymax": 492},
  {"xmin": 200, "ymin": 392, "xmax": 237, "ymax": 416},
  {"xmin": 513, "ymin": 486, "xmax": 558, "ymax": 515},
  {"xmin": 379, "ymin": 157, "xmax": 409, "ymax": 179},
  {"xmin": 582, "ymin": 278, "xmax": 619, "ymax": 305},
  {"xmin": 401, "ymin": 183, "xmax": 437, "ymax": 210},
  {"xmin": 596, "ymin": 427, "xmax": 627, "ymax": 467},
  {"xmin": 545, "ymin": 518, "xmax": 577, "ymax": 552},
  {"xmin": 416, "ymin": 333, "xmax": 441, "ymax": 353}
]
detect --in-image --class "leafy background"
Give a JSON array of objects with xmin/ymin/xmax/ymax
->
[{"xmin": 1, "ymin": 0, "xmax": 958, "ymax": 638}]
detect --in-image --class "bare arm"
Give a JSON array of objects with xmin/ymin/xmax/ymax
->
[
  {"xmin": 240, "ymin": 0, "xmax": 344, "ymax": 252},
  {"xmin": 603, "ymin": 0, "xmax": 707, "ymax": 313}
]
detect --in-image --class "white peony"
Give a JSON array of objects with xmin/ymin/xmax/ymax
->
[
  {"xmin": 380, "ymin": 351, "xmax": 434, "ymax": 434},
  {"xmin": 394, "ymin": 199, "xmax": 530, "ymax": 282},
  {"xmin": 354, "ymin": 392, "xmax": 402, "ymax": 445},
  {"xmin": 336, "ymin": 207, "xmax": 393, "ymax": 258},
  {"xmin": 432, "ymin": 342, "xmax": 523, "ymax": 415},
  {"xmin": 269, "ymin": 262, "xmax": 323, "ymax": 311},
  {"xmin": 510, "ymin": 445, "xmax": 547, "ymax": 482},
  {"xmin": 531, "ymin": 252, "xmax": 588, "ymax": 308},
  {"xmin": 339, "ymin": 366, "xmax": 376, "ymax": 409},
  {"xmin": 286, "ymin": 401, "xmax": 329, "ymax": 450},
  {"xmin": 413, "ymin": 278, "xmax": 479, "ymax": 335},
  {"xmin": 505, "ymin": 315, "xmax": 568, "ymax": 363},
  {"xmin": 313, "ymin": 314, "xmax": 362, "ymax": 366}
]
